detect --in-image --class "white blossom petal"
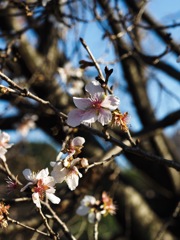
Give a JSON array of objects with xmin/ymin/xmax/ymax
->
[
  {"xmin": 85, "ymin": 80, "xmax": 103, "ymax": 95},
  {"xmin": 88, "ymin": 212, "xmax": 96, "ymax": 223},
  {"xmin": 66, "ymin": 167, "xmax": 82, "ymax": 191},
  {"xmin": 81, "ymin": 195, "xmax": 96, "ymax": 206},
  {"xmin": 46, "ymin": 192, "xmax": 61, "ymax": 204},
  {"xmin": 0, "ymin": 146, "xmax": 7, "ymax": 162},
  {"xmin": 81, "ymin": 109, "xmax": 98, "ymax": 125},
  {"xmin": 98, "ymin": 109, "xmax": 112, "ymax": 125},
  {"xmin": 101, "ymin": 95, "xmax": 120, "ymax": 110},
  {"xmin": 32, "ymin": 192, "xmax": 41, "ymax": 208},
  {"xmin": 71, "ymin": 136, "xmax": 85, "ymax": 147},
  {"xmin": 36, "ymin": 168, "xmax": 49, "ymax": 179},
  {"xmin": 76, "ymin": 205, "xmax": 89, "ymax": 216},
  {"xmin": 51, "ymin": 163, "xmax": 68, "ymax": 183},
  {"xmin": 67, "ymin": 109, "xmax": 85, "ymax": 127},
  {"xmin": 22, "ymin": 169, "xmax": 37, "ymax": 182},
  {"xmin": 73, "ymin": 97, "xmax": 92, "ymax": 110}
]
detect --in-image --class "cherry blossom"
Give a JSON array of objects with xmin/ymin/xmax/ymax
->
[
  {"xmin": 76, "ymin": 195, "xmax": 101, "ymax": 223},
  {"xmin": 21, "ymin": 168, "xmax": 60, "ymax": 208},
  {"xmin": 101, "ymin": 191, "xmax": 116, "ymax": 216},
  {"xmin": 0, "ymin": 131, "xmax": 13, "ymax": 162},
  {"xmin": 51, "ymin": 157, "xmax": 86, "ymax": 191},
  {"xmin": 51, "ymin": 136, "xmax": 88, "ymax": 191},
  {"xmin": 67, "ymin": 80, "xmax": 120, "ymax": 127},
  {"xmin": 76, "ymin": 192, "xmax": 116, "ymax": 223},
  {"xmin": 16, "ymin": 114, "xmax": 38, "ymax": 137},
  {"xmin": 64, "ymin": 136, "xmax": 85, "ymax": 157}
]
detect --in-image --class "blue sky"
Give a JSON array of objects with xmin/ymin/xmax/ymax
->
[{"xmin": 1, "ymin": 0, "xmax": 180, "ymax": 146}]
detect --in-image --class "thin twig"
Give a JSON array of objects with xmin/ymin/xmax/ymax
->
[
  {"xmin": 93, "ymin": 221, "xmax": 99, "ymax": 240},
  {"xmin": 2, "ymin": 160, "xmax": 22, "ymax": 185},
  {"xmin": 0, "ymin": 197, "xmax": 31, "ymax": 203},
  {"xmin": 38, "ymin": 207, "xmax": 58, "ymax": 240},
  {"xmin": 1, "ymin": 72, "xmax": 180, "ymax": 171},
  {"xmin": 85, "ymin": 151, "xmax": 122, "ymax": 172},
  {"xmin": 80, "ymin": 38, "xmax": 105, "ymax": 82},
  {"xmin": 0, "ymin": 73, "xmax": 66, "ymax": 119},
  {"xmin": 7, "ymin": 216, "xmax": 50, "ymax": 237},
  {"xmin": 42, "ymin": 201, "xmax": 77, "ymax": 240}
]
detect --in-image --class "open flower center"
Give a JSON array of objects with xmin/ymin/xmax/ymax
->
[
  {"xmin": 92, "ymin": 99, "xmax": 102, "ymax": 110},
  {"xmin": 32, "ymin": 179, "xmax": 49, "ymax": 200}
]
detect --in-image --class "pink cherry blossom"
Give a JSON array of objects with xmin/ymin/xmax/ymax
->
[
  {"xmin": 21, "ymin": 168, "xmax": 60, "ymax": 208},
  {"xmin": 67, "ymin": 80, "xmax": 120, "ymax": 127}
]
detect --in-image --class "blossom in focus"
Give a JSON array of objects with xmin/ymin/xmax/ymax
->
[
  {"xmin": 67, "ymin": 80, "xmax": 120, "ymax": 127},
  {"xmin": 61, "ymin": 136, "xmax": 85, "ymax": 157},
  {"xmin": 51, "ymin": 157, "xmax": 86, "ymax": 191},
  {"xmin": 21, "ymin": 168, "xmax": 60, "ymax": 208},
  {"xmin": 52, "ymin": 136, "xmax": 88, "ymax": 190},
  {"xmin": 0, "ymin": 202, "xmax": 10, "ymax": 228},
  {"xmin": 0, "ymin": 131, "xmax": 13, "ymax": 162},
  {"xmin": 76, "ymin": 195, "xmax": 101, "ymax": 223}
]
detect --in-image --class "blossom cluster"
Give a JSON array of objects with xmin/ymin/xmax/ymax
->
[
  {"xmin": 76, "ymin": 192, "xmax": 116, "ymax": 223},
  {"xmin": 1, "ymin": 79, "xmax": 119, "ymax": 223},
  {"xmin": 19, "ymin": 136, "xmax": 88, "ymax": 208}
]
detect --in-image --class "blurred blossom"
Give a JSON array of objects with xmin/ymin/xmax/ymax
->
[
  {"xmin": 16, "ymin": 114, "xmax": 38, "ymax": 137},
  {"xmin": 58, "ymin": 63, "xmax": 83, "ymax": 84},
  {"xmin": 42, "ymin": 0, "xmax": 52, "ymax": 7},
  {"xmin": 76, "ymin": 192, "xmax": 116, "ymax": 223},
  {"xmin": 101, "ymin": 191, "xmax": 116, "ymax": 216},
  {"xmin": 21, "ymin": 168, "xmax": 60, "ymax": 208},
  {"xmin": 76, "ymin": 195, "xmax": 101, "ymax": 223},
  {"xmin": 68, "ymin": 80, "xmax": 84, "ymax": 95},
  {"xmin": 67, "ymin": 80, "xmax": 120, "ymax": 127},
  {"xmin": 0, "ymin": 131, "xmax": 13, "ymax": 162},
  {"xmin": 0, "ymin": 0, "xmax": 9, "ymax": 9},
  {"xmin": 0, "ymin": 202, "xmax": 10, "ymax": 228},
  {"xmin": 58, "ymin": 63, "xmax": 84, "ymax": 95}
]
